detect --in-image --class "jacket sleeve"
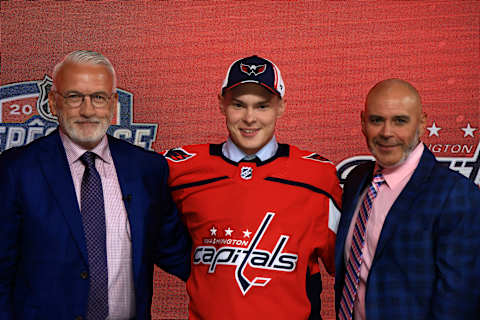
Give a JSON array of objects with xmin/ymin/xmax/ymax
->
[
  {"xmin": 152, "ymin": 156, "xmax": 191, "ymax": 281},
  {"xmin": 0, "ymin": 151, "xmax": 19, "ymax": 320},
  {"xmin": 430, "ymin": 178, "xmax": 480, "ymax": 319}
]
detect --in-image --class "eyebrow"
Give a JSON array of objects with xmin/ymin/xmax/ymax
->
[
  {"xmin": 231, "ymin": 98, "xmax": 271, "ymax": 105},
  {"xmin": 63, "ymin": 90, "xmax": 109, "ymax": 95},
  {"xmin": 368, "ymin": 114, "xmax": 410, "ymax": 121}
]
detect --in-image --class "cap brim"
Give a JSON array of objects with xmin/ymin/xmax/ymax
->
[{"xmin": 222, "ymin": 81, "xmax": 281, "ymax": 97}]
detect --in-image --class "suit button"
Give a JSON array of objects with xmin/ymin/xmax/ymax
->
[
  {"xmin": 80, "ymin": 271, "xmax": 88, "ymax": 279},
  {"xmin": 75, "ymin": 317, "xmax": 83, "ymax": 320}
]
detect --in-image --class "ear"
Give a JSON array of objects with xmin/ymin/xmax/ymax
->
[
  {"xmin": 418, "ymin": 112, "xmax": 427, "ymax": 137},
  {"xmin": 218, "ymin": 94, "xmax": 226, "ymax": 116},
  {"xmin": 360, "ymin": 111, "xmax": 366, "ymax": 136},
  {"xmin": 276, "ymin": 98, "xmax": 286, "ymax": 118},
  {"xmin": 48, "ymin": 91, "xmax": 58, "ymax": 116},
  {"xmin": 112, "ymin": 92, "xmax": 119, "ymax": 107}
]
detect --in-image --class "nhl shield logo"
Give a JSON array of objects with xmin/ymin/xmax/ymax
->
[
  {"xmin": 240, "ymin": 166, "xmax": 253, "ymax": 180},
  {"xmin": 36, "ymin": 75, "xmax": 56, "ymax": 122}
]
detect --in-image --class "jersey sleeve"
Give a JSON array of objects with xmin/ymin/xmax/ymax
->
[{"xmin": 315, "ymin": 162, "xmax": 342, "ymax": 276}]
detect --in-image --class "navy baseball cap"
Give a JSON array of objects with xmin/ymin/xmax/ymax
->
[{"xmin": 221, "ymin": 55, "xmax": 285, "ymax": 98}]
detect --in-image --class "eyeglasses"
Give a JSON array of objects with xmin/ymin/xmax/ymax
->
[{"xmin": 53, "ymin": 91, "xmax": 115, "ymax": 108}]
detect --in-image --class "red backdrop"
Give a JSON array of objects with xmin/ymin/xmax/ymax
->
[{"xmin": 1, "ymin": 1, "xmax": 478, "ymax": 319}]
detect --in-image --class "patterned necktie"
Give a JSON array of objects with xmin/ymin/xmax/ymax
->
[
  {"xmin": 339, "ymin": 170, "xmax": 385, "ymax": 320},
  {"xmin": 80, "ymin": 151, "xmax": 109, "ymax": 319}
]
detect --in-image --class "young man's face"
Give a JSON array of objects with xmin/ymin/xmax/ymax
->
[{"xmin": 219, "ymin": 83, "xmax": 285, "ymax": 155}]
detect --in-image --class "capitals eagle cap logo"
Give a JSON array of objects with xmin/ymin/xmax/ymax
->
[{"xmin": 240, "ymin": 63, "xmax": 267, "ymax": 76}]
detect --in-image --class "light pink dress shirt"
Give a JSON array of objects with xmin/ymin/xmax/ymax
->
[
  {"xmin": 60, "ymin": 130, "xmax": 135, "ymax": 319},
  {"xmin": 344, "ymin": 143, "xmax": 424, "ymax": 320}
]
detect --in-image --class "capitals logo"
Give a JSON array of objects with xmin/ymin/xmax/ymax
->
[
  {"xmin": 337, "ymin": 121, "xmax": 480, "ymax": 187},
  {"xmin": 240, "ymin": 63, "xmax": 267, "ymax": 76},
  {"xmin": 303, "ymin": 153, "xmax": 332, "ymax": 164},
  {"xmin": 193, "ymin": 212, "xmax": 298, "ymax": 295},
  {"xmin": 164, "ymin": 147, "xmax": 196, "ymax": 162},
  {"xmin": 0, "ymin": 76, "xmax": 157, "ymax": 153}
]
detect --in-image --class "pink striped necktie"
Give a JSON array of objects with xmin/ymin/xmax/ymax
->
[{"xmin": 339, "ymin": 170, "xmax": 385, "ymax": 320}]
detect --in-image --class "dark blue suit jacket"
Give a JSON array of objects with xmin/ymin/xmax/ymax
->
[
  {"xmin": 0, "ymin": 130, "xmax": 190, "ymax": 320},
  {"xmin": 334, "ymin": 145, "xmax": 480, "ymax": 319}
]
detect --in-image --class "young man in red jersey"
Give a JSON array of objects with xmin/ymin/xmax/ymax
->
[{"xmin": 164, "ymin": 55, "xmax": 342, "ymax": 319}]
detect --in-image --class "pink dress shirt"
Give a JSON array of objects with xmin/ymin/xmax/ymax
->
[
  {"xmin": 60, "ymin": 130, "xmax": 135, "ymax": 319},
  {"xmin": 344, "ymin": 143, "xmax": 424, "ymax": 320}
]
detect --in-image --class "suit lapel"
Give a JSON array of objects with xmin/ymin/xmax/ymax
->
[
  {"xmin": 39, "ymin": 130, "xmax": 88, "ymax": 263},
  {"xmin": 373, "ymin": 146, "xmax": 435, "ymax": 260},
  {"xmin": 108, "ymin": 136, "xmax": 143, "ymax": 281}
]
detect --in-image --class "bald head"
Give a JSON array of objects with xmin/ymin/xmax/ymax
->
[
  {"xmin": 361, "ymin": 79, "xmax": 426, "ymax": 168},
  {"xmin": 366, "ymin": 79, "xmax": 422, "ymax": 113}
]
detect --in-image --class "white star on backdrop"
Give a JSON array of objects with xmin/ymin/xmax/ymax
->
[
  {"xmin": 209, "ymin": 226, "xmax": 217, "ymax": 236},
  {"xmin": 242, "ymin": 229, "xmax": 252, "ymax": 238},
  {"xmin": 461, "ymin": 123, "xmax": 477, "ymax": 137},
  {"xmin": 225, "ymin": 227, "xmax": 233, "ymax": 236},
  {"xmin": 427, "ymin": 122, "xmax": 442, "ymax": 137}
]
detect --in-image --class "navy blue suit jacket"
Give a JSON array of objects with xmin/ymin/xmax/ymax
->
[
  {"xmin": 335, "ymin": 145, "xmax": 480, "ymax": 319},
  {"xmin": 0, "ymin": 130, "xmax": 190, "ymax": 320}
]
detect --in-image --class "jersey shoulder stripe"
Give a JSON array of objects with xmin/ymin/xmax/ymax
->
[
  {"xmin": 264, "ymin": 176, "xmax": 340, "ymax": 209},
  {"xmin": 170, "ymin": 176, "xmax": 228, "ymax": 191}
]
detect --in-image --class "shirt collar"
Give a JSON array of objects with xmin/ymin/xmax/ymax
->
[
  {"xmin": 376, "ymin": 142, "xmax": 424, "ymax": 189},
  {"xmin": 59, "ymin": 129, "xmax": 112, "ymax": 165},
  {"xmin": 222, "ymin": 136, "xmax": 278, "ymax": 162}
]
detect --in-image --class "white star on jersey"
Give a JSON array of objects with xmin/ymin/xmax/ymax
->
[
  {"xmin": 225, "ymin": 228, "xmax": 233, "ymax": 236},
  {"xmin": 210, "ymin": 227, "xmax": 217, "ymax": 236},
  {"xmin": 242, "ymin": 229, "xmax": 252, "ymax": 238},
  {"xmin": 461, "ymin": 123, "xmax": 477, "ymax": 137},
  {"xmin": 427, "ymin": 122, "xmax": 442, "ymax": 137}
]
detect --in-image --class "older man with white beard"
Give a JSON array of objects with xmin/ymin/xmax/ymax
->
[{"xmin": 0, "ymin": 50, "xmax": 190, "ymax": 320}]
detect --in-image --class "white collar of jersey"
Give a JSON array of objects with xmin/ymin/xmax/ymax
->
[{"xmin": 222, "ymin": 136, "xmax": 278, "ymax": 163}]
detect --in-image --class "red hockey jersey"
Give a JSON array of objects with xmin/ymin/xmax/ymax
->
[{"xmin": 164, "ymin": 143, "xmax": 342, "ymax": 320}]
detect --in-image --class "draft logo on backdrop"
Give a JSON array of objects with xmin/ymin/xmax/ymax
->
[
  {"xmin": 337, "ymin": 120, "xmax": 480, "ymax": 187},
  {"xmin": 0, "ymin": 76, "xmax": 157, "ymax": 153}
]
